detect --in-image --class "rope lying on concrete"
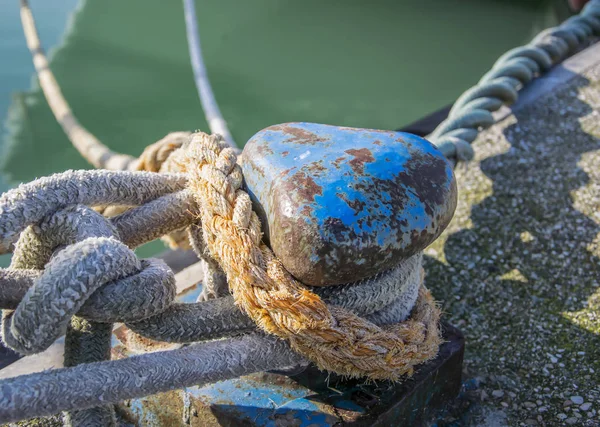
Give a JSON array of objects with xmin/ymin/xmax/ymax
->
[{"xmin": 429, "ymin": 0, "xmax": 600, "ymax": 162}]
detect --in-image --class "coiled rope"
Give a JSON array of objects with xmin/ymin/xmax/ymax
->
[
  {"xmin": 0, "ymin": 168, "xmax": 424, "ymax": 345},
  {"xmin": 429, "ymin": 0, "xmax": 600, "ymax": 162},
  {"xmin": 0, "ymin": 137, "xmax": 440, "ymax": 370},
  {"xmin": 182, "ymin": 132, "xmax": 442, "ymax": 380},
  {"xmin": 0, "ymin": 150, "xmax": 433, "ymax": 423}
]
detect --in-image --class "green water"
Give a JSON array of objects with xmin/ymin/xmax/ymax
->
[{"xmin": 0, "ymin": 0, "xmax": 566, "ymax": 263}]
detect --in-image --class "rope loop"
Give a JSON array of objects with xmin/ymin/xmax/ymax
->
[
  {"xmin": 0, "ymin": 171, "xmax": 187, "ymax": 355},
  {"xmin": 0, "ymin": 139, "xmax": 439, "ymax": 381},
  {"xmin": 2, "ymin": 237, "xmax": 174, "ymax": 355},
  {"xmin": 182, "ymin": 131, "xmax": 442, "ymax": 381}
]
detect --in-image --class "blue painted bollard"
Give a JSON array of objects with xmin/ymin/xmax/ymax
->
[{"xmin": 241, "ymin": 123, "xmax": 457, "ymax": 286}]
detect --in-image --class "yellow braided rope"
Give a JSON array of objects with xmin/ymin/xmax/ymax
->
[
  {"xmin": 135, "ymin": 132, "xmax": 191, "ymax": 173},
  {"xmin": 182, "ymin": 132, "xmax": 442, "ymax": 381}
]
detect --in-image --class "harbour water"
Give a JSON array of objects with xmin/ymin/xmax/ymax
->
[{"xmin": 0, "ymin": 0, "xmax": 568, "ymax": 263}]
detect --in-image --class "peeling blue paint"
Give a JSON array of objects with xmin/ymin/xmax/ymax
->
[
  {"xmin": 242, "ymin": 122, "xmax": 457, "ymax": 286},
  {"xmin": 188, "ymin": 376, "xmax": 331, "ymax": 426}
]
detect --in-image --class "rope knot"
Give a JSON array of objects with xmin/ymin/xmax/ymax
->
[
  {"xmin": 3, "ymin": 229, "xmax": 176, "ymax": 355},
  {"xmin": 0, "ymin": 175, "xmax": 184, "ymax": 355}
]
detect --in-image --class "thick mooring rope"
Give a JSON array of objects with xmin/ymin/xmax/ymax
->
[
  {"xmin": 0, "ymin": 170, "xmax": 188, "ymax": 254},
  {"xmin": 0, "ymin": 333, "xmax": 303, "ymax": 423},
  {"xmin": 181, "ymin": 132, "xmax": 442, "ymax": 380},
  {"xmin": 430, "ymin": 0, "xmax": 600, "ymax": 161},
  {"xmin": 0, "ymin": 161, "xmax": 433, "ymax": 361}
]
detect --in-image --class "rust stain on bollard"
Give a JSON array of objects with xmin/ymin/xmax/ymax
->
[{"xmin": 242, "ymin": 123, "xmax": 457, "ymax": 286}]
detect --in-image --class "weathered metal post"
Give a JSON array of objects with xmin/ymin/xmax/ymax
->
[{"xmin": 121, "ymin": 123, "xmax": 464, "ymax": 426}]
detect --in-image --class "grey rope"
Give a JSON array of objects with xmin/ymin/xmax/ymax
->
[
  {"xmin": 0, "ymin": 269, "xmax": 38, "ymax": 309},
  {"xmin": 19, "ymin": 0, "xmax": 224, "ymax": 308},
  {"xmin": 0, "ymin": 333, "xmax": 303, "ymax": 424},
  {"xmin": 111, "ymin": 190, "xmax": 198, "ymax": 249},
  {"xmin": 188, "ymin": 224, "xmax": 229, "ymax": 301},
  {"xmin": 10, "ymin": 204, "xmax": 116, "ymax": 270},
  {"xmin": 0, "ymin": 169, "xmax": 187, "ymax": 254},
  {"xmin": 1, "ymin": 256, "xmax": 177, "ymax": 331},
  {"xmin": 4, "ymin": 203, "xmax": 120, "ymax": 426},
  {"xmin": 63, "ymin": 318, "xmax": 116, "ymax": 427},
  {"xmin": 6, "ymin": 4, "xmax": 596, "ymax": 422},
  {"xmin": 1, "ymin": 237, "xmax": 174, "ymax": 355},
  {"xmin": 127, "ymin": 255, "xmax": 422, "ymax": 344},
  {"xmin": 429, "ymin": 0, "xmax": 600, "ymax": 162},
  {"xmin": 0, "ymin": 171, "xmax": 191, "ymax": 355},
  {"xmin": 182, "ymin": 0, "xmax": 237, "ymax": 148},
  {"xmin": 0, "ymin": 220, "xmax": 421, "ymax": 347},
  {"xmin": 0, "ymin": 169, "xmax": 423, "ymax": 424},
  {"xmin": 127, "ymin": 297, "xmax": 255, "ymax": 343},
  {"xmin": 20, "ymin": 0, "xmax": 237, "ymax": 326}
]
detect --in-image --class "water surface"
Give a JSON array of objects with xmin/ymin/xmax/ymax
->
[{"xmin": 0, "ymin": 0, "xmax": 563, "ymax": 263}]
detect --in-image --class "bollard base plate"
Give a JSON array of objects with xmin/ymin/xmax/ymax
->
[{"xmin": 121, "ymin": 323, "xmax": 464, "ymax": 426}]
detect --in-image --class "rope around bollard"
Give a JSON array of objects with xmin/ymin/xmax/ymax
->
[
  {"xmin": 0, "ymin": 150, "xmax": 430, "ymax": 423},
  {"xmin": 0, "ymin": 139, "xmax": 437, "ymax": 366},
  {"xmin": 183, "ymin": 132, "xmax": 442, "ymax": 381},
  {"xmin": 429, "ymin": 0, "xmax": 600, "ymax": 162}
]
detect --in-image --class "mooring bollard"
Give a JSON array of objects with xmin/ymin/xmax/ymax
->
[
  {"xmin": 242, "ymin": 122, "xmax": 457, "ymax": 286},
  {"xmin": 0, "ymin": 125, "xmax": 462, "ymax": 426},
  {"xmin": 117, "ymin": 124, "xmax": 464, "ymax": 426}
]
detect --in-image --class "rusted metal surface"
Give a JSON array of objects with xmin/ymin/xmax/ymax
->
[
  {"xmin": 242, "ymin": 123, "xmax": 457, "ymax": 286},
  {"xmin": 119, "ymin": 323, "xmax": 464, "ymax": 426}
]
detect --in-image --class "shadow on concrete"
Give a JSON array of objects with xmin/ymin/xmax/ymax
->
[{"xmin": 424, "ymin": 72, "xmax": 600, "ymax": 425}]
